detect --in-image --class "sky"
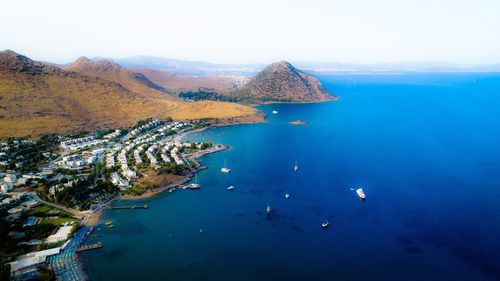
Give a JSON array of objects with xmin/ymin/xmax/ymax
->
[{"xmin": 1, "ymin": 0, "xmax": 500, "ymax": 65}]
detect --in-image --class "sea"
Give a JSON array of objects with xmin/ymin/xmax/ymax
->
[{"xmin": 81, "ymin": 73, "xmax": 500, "ymax": 281}]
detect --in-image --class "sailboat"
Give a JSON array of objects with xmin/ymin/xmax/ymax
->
[
  {"xmin": 284, "ymin": 193, "xmax": 290, "ymax": 199},
  {"xmin": 294, "ymin": 159, "xmax": 298, "ymax": 172},
  {"xmin": 322, "ymin": 221, "xmax": 330, "ymax": 228},
  {"xmin": 266, "ymin": 203, "xmax": 272, "ymax": 214},
  {"xmin": 220, "ymin": 159, "xmax": 231, "ymax": 174},
  {"xmin": 189, "ymin": 173, "xmax": 201, "ymax": 189}
]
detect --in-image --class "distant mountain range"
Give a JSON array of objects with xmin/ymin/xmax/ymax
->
[
  {"xmin": 100, "ymin": 55, "xmax": 265, "ymax": 77},
  {"xmin": 103, "ymin": 55, "xmax": 500, "ymax": 76}
]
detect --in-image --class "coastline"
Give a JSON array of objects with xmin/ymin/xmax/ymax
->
[
  {"xmin": 118, "ymin": 140, "xmax": 229, "ymax": 202},
  {"xmin": 84, "ymin": 113, "xmax": 264, "ymax": 224}
]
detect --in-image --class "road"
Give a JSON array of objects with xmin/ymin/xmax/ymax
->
[{"xmin": 28, "ymin": 192, "xmax": 84, "ymax": 218}]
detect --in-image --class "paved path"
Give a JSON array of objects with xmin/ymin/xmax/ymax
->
[{"xmin": 29, "ymin": 192, "xmax": 83, "ymax": 218}]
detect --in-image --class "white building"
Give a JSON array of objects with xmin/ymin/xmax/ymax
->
[
  {"xmin": 46, "ymin": 225, "xmax": 73, "ymax": 243},
  {"xmin": 1, "ymin": 183, "xmax": 14, "ymax": 192},
  {"xmin": 123, "ymin": 169, "xmax": 137, "ymax": 180},
  {"xmin": 4, "ymin": 174, "xmax": 17, "ymax": 183}
]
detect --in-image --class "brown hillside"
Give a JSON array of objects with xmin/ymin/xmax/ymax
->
[
  {"xmin": 65, "ymin": 57, "xmax": 177, "ymax": 99},
  {"xmin": 0, "ymin": 50, "xmax": 258, "ymax": 138},
  {"xmin": 230, "ymin": 61, "xmax": 336, "ymax": 103}
]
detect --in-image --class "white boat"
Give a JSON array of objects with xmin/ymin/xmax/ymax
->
[
  {"xmin": 272, "ymin": 110, "xmax": 278, "ymax": 114},
  {"xmin": 220, "ymin": 159, "xmax": 231, "ymax": 174},
  {"xmin": 189, "ymin": 174, "xmax": 201, "ymax": 189},
  {"xmin": 227, "ymin": 185, "xmax": 235, "ymax": 190},
  {"xmin": 284, "ymin": 193, "xmax": 290, "ymax": 199},
  {"xmin": 266, "ymin": 204, "xmax": 272, "ymax": 214},
  {"xmin": 322, "ymin": 221, "xmax": 329, "ymax": 228},
  {"xmin": 294, "ymin": 159, "xmax": 298, "ymax": 172},
  {"xmin": 356, "ymin": 188, "xmax": 366, "ymax": 200}
]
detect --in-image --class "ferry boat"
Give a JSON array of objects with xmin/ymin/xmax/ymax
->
[
  {"xmin": 220, "ymin": 159, "xmax": 231, "ymax": 174},
  {"xmin": 227, "ymin": 185, "xmax": 235, "ymax": 191},
  {"xmin": 272, "ymin": 110, "xmax": 279, "ymax": 114},
  {"xmin": 321, "ymin": 221, "xmax": 329, "ymax": 228},
  {"xmin": 356, "ymin": 188, "xmax": 366, "ymax": 200},
  {"xmin": 284, "ymin": 193, "xmax": 290, "ymax": 199},
  {"xmin": 294, "ymin": 159, "xmax": 298, "ymax": 172},
  {"xmin": 266, "ymin": 204, "xmax": 272, "ymax": 214}
]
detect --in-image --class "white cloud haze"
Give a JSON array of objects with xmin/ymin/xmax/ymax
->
[{"xmin": 1, "ymin": 0, "xmax": 500, "ymax": 64}]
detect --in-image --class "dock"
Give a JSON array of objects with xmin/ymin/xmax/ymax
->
[
  {"xmin": 77, "ymin": 242, "xmax": 103, "ymax": 252},
  {"xmin": 109, "ymin": 205, "xmax": 149, "ymax": 210}
]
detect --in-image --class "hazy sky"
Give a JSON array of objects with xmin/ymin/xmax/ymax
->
[{"xmin": 1, "ymin": 0, "xmax": 500, "ymax": 64}]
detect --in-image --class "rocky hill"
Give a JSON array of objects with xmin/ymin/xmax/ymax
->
[
  {"xmin": 0, "ymin": 50, "xmax": 258, "ymax": 138},
  {"xmin": 230, "ymin": 61, "xmax": 336, "ymax": 103},
  {"xmin": 65, "ymin": 57, "xmax": 175, "ymax": 99}
]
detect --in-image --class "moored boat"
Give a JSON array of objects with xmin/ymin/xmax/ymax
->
[
  {"xmin": 221, "ymin": 159, "xmax": 231, "ymax": 173},
  {"xmin": 356, "ymin": 188, "xmax": 366, "ymax": 200}
]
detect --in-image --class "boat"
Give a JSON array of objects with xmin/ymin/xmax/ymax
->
[
  {"xmin": 266, "ymin": 204, "xmax": 272, "ymax": 214},
  {"xmin": 189, "ymin": 173, "xmax": 201, "ymax": 189},
  {"xmin": 322, "ymin": 221, "xmax": 329, "ymax": 228},
  {"xmin": 284, "ymin": 193, "xmax": 290, "ymax": 199},
  {"xmin": 356, "ymin": 188, "xmax": 366, "ymax": 200},
  {"xmin": 227, "ymin": 185, "xmax": 235, "ymax": 191},
  {"xmin": 272, "ymin": 110, "xmax": 278, "ymax": 114},
  {"xmin": 294, "ymin": 159, "xmax": 298, "ymax": 172},
  {"xmin": 220, "ymin": 159, "xmax": 231, "ymax": 174}
]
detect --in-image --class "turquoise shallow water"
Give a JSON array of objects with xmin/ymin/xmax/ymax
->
[{"xmin": 82, "ymin": 73, "xmax": 500, "ymax": 281}]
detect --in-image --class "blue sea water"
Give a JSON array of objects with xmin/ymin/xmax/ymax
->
[{"xmin": 81, "ymin": 73, "xmax": 500, "ymax": 281}]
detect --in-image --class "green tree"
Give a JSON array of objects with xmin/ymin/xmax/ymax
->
[
  {"xmin": 38, "ymin": 267, "xmax": 56, "ymax": 281},
  {"xmin": 0, "ymin": 264, "xmax": 10, "ymax": 281}
]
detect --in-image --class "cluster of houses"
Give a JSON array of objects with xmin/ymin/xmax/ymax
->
[
  {"xmin": 60, "ymin": 135, "xmax": 108, "ymax": 151},
  {"xmin": 59, "ymin": 148, "xmax": 107, "ymax": 168},
  {"xmin": 0, "ymin": 173, "xmax": 44, "ymax": 193},
  {"xmin": 103, "ymin": 129, "xmax": 122, "ymax": 139},
  {"xmin": 0, "ymin": 192, "xmax": 40, "ymax": 222},
  {"xmin": 130, "ymin": 119, "xmax": 163, "ymax": 136}
]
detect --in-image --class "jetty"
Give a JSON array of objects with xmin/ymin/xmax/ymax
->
[
  {"xmin": 109, "ymin": 205, "xmax": 149, "ymax": 210},
  {"xmin": 77, "ymin": 242, "xmax": 103, "ymax": 252}
]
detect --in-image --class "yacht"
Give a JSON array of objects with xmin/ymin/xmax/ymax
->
[
  {"xmin": 220, "ymin": 159, "xmax": 231, "ymax": 173},
  {"xmin": 189, "ymin": 173, "xmax": 201, "ymax": 189},
  {"xmin": 272, "ymin": 110, "xmax": 278, "ymax": 114},
  {"xmin": 321, "ymin": 221, "xmax": 329, "ymax": 228},
  {"xmin": 227, "ymin": 185, "xmax": 235, "ymax": 191},
  {"xmin": 284, "ymin": 193, "xmax": 290, "ymax": 199},
  {"xmin": 356, "ymin": 188, "xmax": 366, "ymax": 200},
  {"xmin": 294, "ymin": 159, "xmax": 298, "ymax": 172}
]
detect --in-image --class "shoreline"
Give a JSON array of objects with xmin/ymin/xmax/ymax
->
[
  {"xmin": 82, "ymin": 114, "xmax": 262, "ymax": 223},
  {"xmin": 81, "ymin": 118, "xmax": 252, "ymax": 226},
  {"xmin": 118, "ymin": 142, "xmax": 229, "ymax": 201}
]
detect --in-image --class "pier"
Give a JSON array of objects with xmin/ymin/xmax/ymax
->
[
  {"xmin": 109, "ymin": 205, "xmax": 149, "ymax": 210},
  {"xmin": 77, "ymin": 242, "xmax": 103, "ymax": 252}
]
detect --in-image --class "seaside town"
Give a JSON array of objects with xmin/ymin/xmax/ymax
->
[{"xmin": 0, "ymin": 118, "xmax": 223, "ymax": 281}]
